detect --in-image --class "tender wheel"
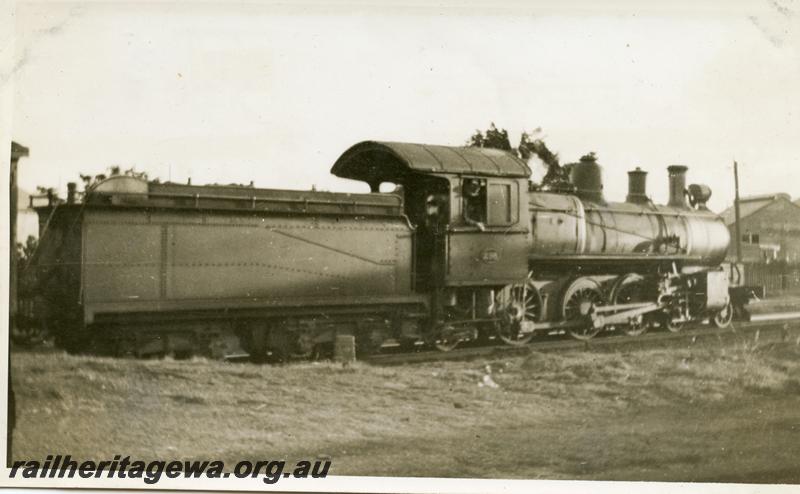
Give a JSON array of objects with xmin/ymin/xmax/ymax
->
[
  {"xmin": 495, "ymin": 272, "xmax": 542, "ymax": 346},
  {"xmin": 712, "ymin": 301, "xmax": 733, "ymax": 329},
  {"xmin": 609, "ymin": 273, "xmax": 651, "ymax": 337},
  {"xmin": 562, "ymin": 277, "xmax": 605, "ymax": 340}
]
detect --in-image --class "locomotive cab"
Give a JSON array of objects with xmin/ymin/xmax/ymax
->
[{"xmin": 332, "ymin": 141, "xmax": 533, "ymax": 292}]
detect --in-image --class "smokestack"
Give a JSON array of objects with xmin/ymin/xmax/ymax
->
[
  {"xmin": 67, "ymin": 182, "xmax": 77, "ymax": 204},
  {"xmin": 626, "ymin": 167, "xmax": 648, "ymax": 204},
  {"xmin": 667, "ymin": 165, "xmax": 688, "ymax": 208}
]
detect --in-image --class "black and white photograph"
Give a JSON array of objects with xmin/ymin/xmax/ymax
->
[{"xmin": 2, "ymin": 0, "xmax": 800, "ymax": 491}]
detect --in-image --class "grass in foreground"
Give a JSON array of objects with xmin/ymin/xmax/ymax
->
[{"xmin": 10, "ymin": 330, "xmax": 800, "ymax": 482}]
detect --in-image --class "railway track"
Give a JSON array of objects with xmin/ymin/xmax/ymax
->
[{"xmin": 365, "ymin": 312, "xmax": 800, "ymax": 366}]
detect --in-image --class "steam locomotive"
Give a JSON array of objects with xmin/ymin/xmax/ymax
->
[{"xmin": 21, "ymin": 141, "xmax": 746, "ymax": 359}]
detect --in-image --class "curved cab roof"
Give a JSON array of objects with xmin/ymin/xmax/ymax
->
[{"xmin": 331, "ymin": 141, "xmax": 531, "ymax": 185}]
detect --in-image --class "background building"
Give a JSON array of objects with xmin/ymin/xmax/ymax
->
[
  {"xmin": 721, "ymin": 193, "xmax": 800, "ymax": 294},
  {"xmin": 720, "ymin": 193, "xmax": 800, "ymax": 263}
]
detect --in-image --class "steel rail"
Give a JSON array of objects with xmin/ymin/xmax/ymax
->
[{"xmin": 365, "ymin": 314, "xmax": 800, "ymax": 366}]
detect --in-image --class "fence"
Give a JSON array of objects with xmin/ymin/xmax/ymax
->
[{"xmin": 743, "ymin": 262, "xmax": 800, "ymax": 296}]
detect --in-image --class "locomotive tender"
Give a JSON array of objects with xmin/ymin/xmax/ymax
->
[{"xmin": 24, "ymin": 141, "xmax": 741, "ymax": 359}]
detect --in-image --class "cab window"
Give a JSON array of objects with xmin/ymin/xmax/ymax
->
[
  {"xmin": 462, "ymin": 178, "xmax": 487, "ymax": 230},
  {"xmin": 463, "ymin": 178, "xmax": 518, "ymax": 228},
  {"xmin": 488, "ymin": 183, "xmax": 515, "ymax": 225}
]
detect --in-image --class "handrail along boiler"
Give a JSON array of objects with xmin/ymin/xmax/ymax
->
[{"xmin": 23, "ymin": 141, "xmax": 746, "ymax": 358}]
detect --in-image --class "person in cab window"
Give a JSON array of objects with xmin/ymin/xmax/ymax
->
[{"xmin": 463, "ymin": 178, "xmax": 487, "ymax": 231}]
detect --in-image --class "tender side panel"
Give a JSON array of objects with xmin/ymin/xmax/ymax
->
[
  {"xmin": 82, "ymin": 216, "xmax": 162, "ymax": 302},
  {"xmin": 167, "ymin": 215, "xmax": 411, "ymax": 299},
  {"xmin": 81, "ymin": 210, "xmax": 415, "ymax": 319}
]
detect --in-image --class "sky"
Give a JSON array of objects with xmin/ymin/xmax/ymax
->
[{"xmin": 6, "ymin": 0, "xmax": 800, "ymax": 213}]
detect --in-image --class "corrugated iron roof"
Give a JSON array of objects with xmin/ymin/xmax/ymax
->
[
  {"xmin": 331, "ymin": 141, "xmax": 531, "ymax": 182},
  {"xmin": 720, "ymin": 193, "xmax": 800, "ymax": 225}
]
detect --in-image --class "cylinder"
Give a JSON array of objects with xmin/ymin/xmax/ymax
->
[
  {"xmin": 667, "ymin": 165, "xmax": 688, "ymax": 208},
  {"xmin": 570, "ymin": 154, "xmax": 604, "ymax": 203},
  {"xmin": 626, "ymin": 167, "xmax": 648, "ymax": 204},
  {"xmin": 67, "ymin": 182, "xmax": 77, "ymax": 204}
]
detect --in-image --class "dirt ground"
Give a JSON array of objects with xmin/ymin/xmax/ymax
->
[{"xmin": 9, "ymin": 327, "xmax": 800, "ymax": 483}]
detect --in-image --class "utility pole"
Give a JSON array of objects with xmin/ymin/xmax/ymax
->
[{"xmin": 734, "ymin": 160, "xmax": 742, "ymax": 263}]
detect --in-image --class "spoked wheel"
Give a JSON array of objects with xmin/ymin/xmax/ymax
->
[
  {"xmin": 609, "ymin": 273, "xmax": 652, "ymax": 337},
  {"xmin": 495, "ymin": 272, "xmax": 542, "ymax": 346},
  {"xmin": 562, "ymin": 278, "xmax": 605, "ymax": 341},
  {"xmin": 712, "ymin": 301, "xmax": 734, "ymax": 329},
  {"xmin": 662, "ymin": 311, "xmax": 685, "ymax": 333}
]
